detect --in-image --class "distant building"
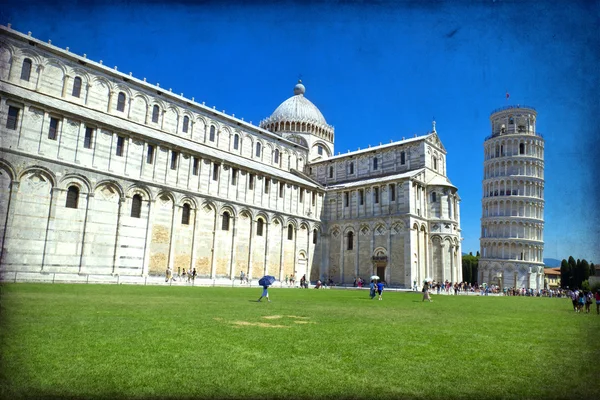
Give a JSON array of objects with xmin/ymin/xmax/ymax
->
[
  {"xmin": 479, "ymin": 105, "xmax": 545, "ymax": 289},
  {"xmin": 0, "ymin": 25, "xmax": 462, "ymax": 287},
  {"xmin": 543, "ymin": 267, "xmax": 560, "ymax": 289}
]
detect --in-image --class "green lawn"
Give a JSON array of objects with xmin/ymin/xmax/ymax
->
[{"xmin": 0, "ymin": 284, "xmax": 598, "ymax": 400}]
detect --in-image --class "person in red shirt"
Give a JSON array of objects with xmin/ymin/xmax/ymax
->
[{"xmin": 595, "ymin": 290, "xmax": 600, "ymax": 315}]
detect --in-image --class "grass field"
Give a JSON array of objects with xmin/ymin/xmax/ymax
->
[{"xmin": 0, "ymin": 284, "xmax": 598, "ymax": 400}]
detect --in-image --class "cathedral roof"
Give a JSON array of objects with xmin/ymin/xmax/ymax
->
[
  {"xmin": 327, "ymin": 169, "xmax": 425, "ymax": 189},
  {"xmin": 262, "ymin": 81, "xmax": 330, "ymax": 127}
]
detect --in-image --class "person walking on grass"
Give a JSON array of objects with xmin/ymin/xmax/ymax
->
[
  {"xmin": 377, "ymin": 280, "xmax": 384, "ymax": 300},
  {"xmin": 257, "ymin": 285, "xmax": 271, "ymax": 302},
  {"xmin": 369, "ymin": 280, "xmax": 376, "ymax": 299},
  {"xmin": 422, "ymin": 281, "xmax": 432, "ymax": 302},
  {"xmin": 585, "ymin": 291, "xmax": 593, "ymax": 313},
  {"xmin": 595, "ymin": 290, "xmax": 600, "ymax": 315}
]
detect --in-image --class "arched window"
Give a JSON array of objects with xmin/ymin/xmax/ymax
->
[
  {"xmin": 318, "ymin": 145, "xmax": 323, "ymax": 155},
  {"xmin": 274, "ymin": 149, "xmax": 280, "ymax": 165},
  {"xmin": 116, "ymin": 92, "xmax": 126, "ymax": 112},
  {"xmin": 519, "ymin": 143, "xmax": 525, "ymax": 154},
  {"xmin": 431, "ymin": 192, "xmax": 437, "ymax": 202},
  {"xmin": 152, "ymin": 105, "xmax": 160, "ymax": 123},
  {"xmin": 131, "ymin": 194, "xmax": 142, "ymax": 218},
  {"xmin": 222, "ymin": 211, "xmax": 230, "ymax": 231},
  {"xmin": 65, "ymin": 186, "xmax": 79, "ymax": 209},
  {"xmin": 329, "ymin": 166, "xmax": 334, "ymax": 178},
  {"xmin": 20, "ymin": 58, "xmax": 32, "ymax": 81},
  {"xmin": 347, "ymin": 231, "xmax": 354, "ymax": 250},
  {"xmin": 233, "ymin": 134, "xmax": 239, "ymax": 150},
  {"xmin": 209, "ymin": 125, "xmax": 216, "ymax": 142},
  {"xmin": 181, "ymin": 203, "xmax": 191, "ymax": 225},
  {"xmin": 287, "ymin": 224, "xmax": 294, "ymax": 240},
  {"xmin": 72, "ymin": 76, "xmax": 82, "ymax": 98},
  {"xmin": 313, "ymin": 229, "xmax": 318, "ymax": 244},
  {"xmin": 257, "ymin": 219, "xmax": 264, "ymax": 236},
  {"xmin": 348, "ymin": 162, "xmax": 354, "ymax": 174},
  {"xmin": 433, "ymin": 157, "xmax": 438, "ymax": 170},
  {"xmin": 256, "ymin": 142, "xmax": 262, "ymax": 157},
  {"xmin": 373, "ymin": 157, "xmax": 378, "ymax": 170},
  {"xmin": 182, "ymin": 116, "xmax": 189, "ymax": 133}
]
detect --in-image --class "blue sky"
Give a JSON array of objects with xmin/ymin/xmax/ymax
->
[{"xmin": 3, "ymin": 1, "xmax": 598, "ymax": 263}]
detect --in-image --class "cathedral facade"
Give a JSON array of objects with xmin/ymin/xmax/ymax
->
[{"xmin": 0, "ymin": 25, "xmax": 462, "ymax": 287}]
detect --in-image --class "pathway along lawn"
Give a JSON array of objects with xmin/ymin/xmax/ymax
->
[{"xmin": 0, "ymin": 284, "xmax": 598, "ymax": 400}]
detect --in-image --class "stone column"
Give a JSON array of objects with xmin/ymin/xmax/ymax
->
[
  {"xmin": 78, "ymin": 193, "xmax": 95, "ymax": 274},
  {"xmin": 279, "ymin": 222, "xmax": 285, "ymax": 281},
  {"xmin": 167, "ymin": 204, "xmax": 179, "ymax": 272},
  {"xmin": 84, "ymin": 83, "xmax": 92, "ymax": 106},
  {"xmin": 141, "ymin": 199, "xmax": 156, "ymax": 277},
  {"xmin": 34, "ymin": 64, "xmax": 44, "ymax": 91},
  {"xmin": 247, "ymin": 219, "xmax": 254, "ymax": 279},
  {"xmin": 450, "ymin": 244, "xmax": 455, "ymax": 283},
  {"xmin": 229, "ymin": 216, "xmax": 237, "ymax": 279},
  {"xmin": 111, "ymin": 196, "xmax": 127, "ymax": 275},
  {"xmin": 264, "ymin": 222, "xmax": 270, "ymax": 277},
  {"xmin": 123, "ymin": 137, "xmax": 131, "ymax": 176},
  {"xmin": 189, "ymin": 206, "xmax": 199, "ymax": 273},
  {"xmin": 0, "ymin": 181, "xmax": 20, "ymax": 267},
  {"xmin": 354, "ymin": 226, "xmax": 360, "ymax": 279},
  {"xmin": 292, "ymin": 225, "xmax": 298, "ymax": 281},
  {"xmin": 107, "ymin": 90, "xmax": 114, "ymax": 113},
  {"xmin": 61, "ymin": 74, "xmax": 70, "ymax": 98},
  {"xmin": 40, "ymin": 187, "xmax": 61, "ymax": 272},
  {"xmin": 210, "ymin": 209, "xmax": 218, "ymax": 279},
  {"xmin": 440, "ymin": 241, "xmax": 446, "ymax": 282}
]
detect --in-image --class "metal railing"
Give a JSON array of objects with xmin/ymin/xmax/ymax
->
[
  {"xmin": 484, "ymin": 131, "xmax": 544, "ymax": 141},
  {"xmin": 490, "ymin": 104, "xmax": 537, "ymax": 115}
]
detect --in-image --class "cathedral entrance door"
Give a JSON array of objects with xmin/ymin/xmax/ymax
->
[{"xmin": 376, "ymin": 265, "xmax": 386, "ymax": 282}]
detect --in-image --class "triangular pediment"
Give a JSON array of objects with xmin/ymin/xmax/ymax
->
[{"xmin": 426, "ymin": 132, "xmax": 446, "ymax": 152}]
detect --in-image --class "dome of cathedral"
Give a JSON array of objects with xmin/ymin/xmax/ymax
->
[{"xmin": 266, "ymin": 80, "xmax": 328, "ymax": 126}]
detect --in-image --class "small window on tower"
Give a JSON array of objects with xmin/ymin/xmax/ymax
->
[
  {"xmin": 65, "ymin": 186, "xmax": 79, "ymax": 209},
  {"xmin": 182, "ymin": 116, "xmax": 190, "ymax": 133},
  {"xmin": 72, "ymin": 77, "xmax": 82, "ymax": 98},
  {"xmin": 84, "ymin": 127, "xmax": 94, "ymax": 149},
  {"xmin": 181, "ymin": 203, "xmax": 191, "ymax": 225}
]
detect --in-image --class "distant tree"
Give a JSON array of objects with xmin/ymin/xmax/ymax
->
[
  {"xmin": 462, "ymin": 256, "xmax": 472, "ymax": 284},
  {"xmin": 469, "ymin": 252, "xmax": 473, "ymax": 256},
  {"xmin": 581, "ymin": 259, "xmax": 590, "ymax": 282},
  {"xmin": 568, "ymin": 256, "xmax": 577, "ymax": 288},
  {"xmin": 560, "ymin": 259, "xmax": 571, "ymax": 289},
  {"xmin": 476, "ymin": 251, "xmax": 480, "ymax": 257},
  {"xmin": 591, "ymin": 263, "xmax": 596, "ymax": 276},
  {"xmin": 461, "ymin": 252, "xmax": 479, "ymax": 284}
]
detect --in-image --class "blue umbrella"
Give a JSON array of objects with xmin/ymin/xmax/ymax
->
[{"xmin": 258, "ymin": 275, "xmax": 276, "ymax": 287}]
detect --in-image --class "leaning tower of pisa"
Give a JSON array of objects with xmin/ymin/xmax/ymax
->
[{"xmin": 480, "ymin": 105, "xmax": 545, "ymax": 290}]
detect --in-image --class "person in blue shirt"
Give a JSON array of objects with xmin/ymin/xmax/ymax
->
[
  {"xmin": 377, "ymin": 281, "xmax": 384, "ymax": 300},
  {"xmin": 369, "ymin": 280, "xmax": 376, "ymax": 299},
  {"xmin": 257, "ymin": 285, "xmax": 270, "ymax": 302}
]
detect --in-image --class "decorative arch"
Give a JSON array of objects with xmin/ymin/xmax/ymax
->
[
  {"xmin": 121, "ymin": 183, "xmax": 149, "ymax": 200},
  {"xmin": 17, "ymin": 48, "xmax": 43, "ymax": 65},
  {"xmin": 42, "ymin": 57, "xmax": 68, "ymax": 75},
  {"xmin": 218, "ymin": 204, "xmax": 237, "ymax": 218},
  {"xmin": 18, "ymin": 166, "xmax": 57, "ymax": 188},
  {"xmin": 178, "ymin": 196, "xmax": 198, "ymax": 209},
  {"xmin": 0, "ymin": 159, "xmax": 17, "ymax": 181},
  {"xmin": 58, "ymin": 173, "xmax": 92, "ymax": 193}
]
